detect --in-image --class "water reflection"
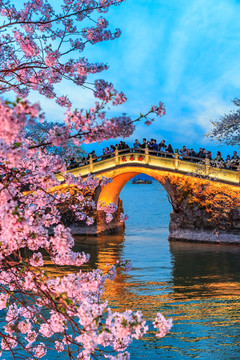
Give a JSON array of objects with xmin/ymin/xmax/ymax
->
[
  {"xmin": 169, "ymin": 241, "xmax": 240, "ymax": 300},
  {"xmin": 73, "ymin": 235, "xmax": 240, "ymax": 310},
  {"xmin": 71, "ymin": 231, "xmax": 240, "ymax": 360},
  {"xmin": 74, "ymin": 234, "xmax": 125, "ymax": 270},
  {"xmin": 74, "ymin": 234, "xmax": 132, "ymax": 310}
]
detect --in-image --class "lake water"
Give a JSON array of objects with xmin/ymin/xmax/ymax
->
[{"xmin": 75, "ymin": 180, "xmax": 240, "ymax": 360}]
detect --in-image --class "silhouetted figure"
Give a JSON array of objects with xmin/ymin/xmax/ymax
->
[{"xmin": 166, "ymin": 144, "xmax": 174, "ymax": 158}]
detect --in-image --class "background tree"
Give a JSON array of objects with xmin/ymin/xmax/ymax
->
[
  {"xmin": 25, "ymin": 120, "xmax": 87, "ymax": 161},
  {"xmin": 208, "ymin": 98, "xmax": 240, "ymax": 147}
]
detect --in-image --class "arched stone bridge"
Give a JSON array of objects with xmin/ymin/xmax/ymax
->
[{"xmin": 56, "ymin": 149, "xmax": 240, "ymax": 244}]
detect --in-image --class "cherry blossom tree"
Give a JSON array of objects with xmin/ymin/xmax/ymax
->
[{"xmin": 0, "ymin": 1, "xmax": 170, "ymax": 359}]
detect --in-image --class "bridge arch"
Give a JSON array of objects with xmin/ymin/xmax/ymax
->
[
  {"xmin": 95, "ymin": 165, "xmax": 240, "ymax": 243},
  {"xmin": 97, "ymin": 166, "xmax": 175, "ymax": 208}
]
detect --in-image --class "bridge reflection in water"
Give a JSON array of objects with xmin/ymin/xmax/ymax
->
[
  {"xmin": 71, "ymin": 234, "xmax": 240, "ymax": 307},
  {"xmin": 70, "ymin": 233, "xmax": 240, "ymax": 359}
]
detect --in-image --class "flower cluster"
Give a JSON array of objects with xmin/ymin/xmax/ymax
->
[
  {"xmin": 97, "ymin": 201, "xmax": 119, "ymax": 224},
  {"xmin": 153, "ymin": 313, "xmax": 173, "ymax": 338}
]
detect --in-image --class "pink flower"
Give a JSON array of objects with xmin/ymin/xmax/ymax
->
[
  {"xmin": 0, "ymin": 293, "xmax": 9, "ymax": 310},
  {"xmin": 18, "ymin": 320, "xmax": 32, "ymax": 334},
  {"xmin": 120, "ymin": 213, "xmax": 128, "ymax": 223},
  {"xmin": 33, "ymin": 343, "xmax": 47, "ymax": 358},
  {"xmin": 153, "ymin": 313, "xmax": 173, "ymax": 338},
  {"xmin": 39, "ymin": 323, "xmax": 53, "ymax": 338},
  {"xmin": 97, "ymin": 201, "xmax": 117, "ymax": 214},
  {"xmin": 106, "ymin": 213, "xmax": 113, "ymax": 223},
  {"xmin": 1, "ymin": 336, "xmax": 17, "ymax": 350},
  {"xmin": 30, "ymin": 252, "xmax": 44, "ymax": 267},
  {"xmin": 144, "ymin": 119, "xmax": 153, "ymax": 126},
  {"xmin": 45, "ymin": 50, "xmax": 60, "ymax": 67},
  {"xmin": 49, "ymin": 311, "xmax": 65, "ymax": 333},
  {"xmin": 26, "ymin": 330, "xmax": 37, "ymax": 345},
  {"xmin": 14, "ymin": 31, "xmax": 40, "ymax": 57},
  {"xmin": 56, "ymin": 96, "xmax": 72, "ymax": 108},
  {"xmin": 86, "ymin": 216, "xmax": 94, "ymax": 226},
  {"xmin": 55, "ymin": 340, "xmax": 64, "ymax": 352},
  {"xmin": 119, "ymin": 260, "xmax": 132, "ymax": 272}
]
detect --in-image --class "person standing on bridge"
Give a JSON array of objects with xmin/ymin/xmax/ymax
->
[
  {"xmin": 180, "ymin": 145, "xmax": 189, "ymax": 160},
  {"xmin": 110, "ymin": 145, "xmax": 116, "ymax": 156},
  {"xmin": 200, "ymin": 149, "xmax": 207, "ymax": 159},
  {"xmin": 118, "ymin": 141, "xmax": 124, "ymax": 152},
  {"xmin": 214, "ymin": 151, "xmax": 224, "ymax": 168},
  {"xmin": 206, "ymin": 151, "xmax": 212, "ymax": 160},
  {"xmin": 197, "ymin": 148, "xmax": 203, "ymax": 158},
  {"xmin": 166, "ymin": 144, "xmax": 174, "ymax": 157},
  {"xmin": 148, "ymin": 139, "xmax": 158, "ymax": 154},
  {"xmin": 225, "ymin": 155, "xmax": 231, "ymax": 169},
  {"xmin": 133, "ymin": 139, "xmax": 141, "ymax": 152},
  {"xmin": 231, "ymin": 151, "xmax": 239, "ymax": 170},
  {"xmin": 232, "ymin": 151, "xmax": 239, "ymax": 161},
  {"xmin": 87, "ymin": 150, "xmax": 97, "ymax": 163},
  {"xmin": 158, "ymin": 140, "xmax": 167, "ymax": 155},
  {"xmin": 140, "ymin": 138, "xmax": 147, "ymax": 153}
]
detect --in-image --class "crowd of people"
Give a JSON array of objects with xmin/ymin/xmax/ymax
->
[{"xmin": 67, "ymin": 138, "xmax": 240, "ymax": 171}]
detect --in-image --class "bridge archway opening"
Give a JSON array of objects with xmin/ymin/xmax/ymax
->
[
  {"xmin": 121, "ymin": 174, "xmax": 172, "ymax": 230},
  {"xmin": 97, "ymin": 168, "xmax": 175, "ymax": 214},
  {"xmin": 97, "ymin": 169, "xmax": 174, "ymax": 231}
]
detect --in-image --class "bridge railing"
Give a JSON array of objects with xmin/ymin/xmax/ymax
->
[
  {"xmin": 67, "ymin": 147, "xmax": 239, "ymax": 171},
  {"xmin": 57, "ymin": 147, "xmax": 240, "ymax": 185}
]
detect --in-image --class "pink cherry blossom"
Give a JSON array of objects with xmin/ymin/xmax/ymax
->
[
  {"xmin": 30, "ymin": 252, "xmax": 44, "ymax": 267},
  {"xmin": 120, "ymin": 213, "xmax": 128, "ymax": 223},
  {"xmin": 0, "ymin": 293, "xmax": 9, "ymax": 310},
  {"xmin": 106, "ymin": 213, "xmax": 113, "ymax": 223},
  {"xmin": 45, "ymin": 50, "xmax": 60, "ymax": 67},
  {"xmin": 153, "ymin": 313, "xmax": 173, "ymax": 338},
  {"xmin": 33, "ymin": 343, "xmax": 47, "ymax": 358}
]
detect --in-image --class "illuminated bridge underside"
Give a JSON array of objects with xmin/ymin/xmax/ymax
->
[{"xmin": 56, "ymin": 153, "xmax": 240, "ymax": 244}]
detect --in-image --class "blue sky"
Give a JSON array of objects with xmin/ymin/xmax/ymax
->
[{"xmin": 31, "ymin": 0, "xmax": 240, "ymax": 157}]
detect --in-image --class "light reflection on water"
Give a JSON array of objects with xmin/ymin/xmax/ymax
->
[{"xmin": 73, "ymin": 181, "xmax": 240, "ymax": 359}]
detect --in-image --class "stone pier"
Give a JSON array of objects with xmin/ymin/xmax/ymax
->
[{"xmin": 167, "ymin": 175, "xmax": 240, "ymax": 244}]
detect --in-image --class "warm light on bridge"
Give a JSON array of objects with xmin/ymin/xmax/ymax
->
[
  {"xmin": 55, "ymin": 148, "xmax": 240, "ymax": 187},
  {"xmin": 52, "ymin": 148, "xmax": 240, "ymax": 242}
]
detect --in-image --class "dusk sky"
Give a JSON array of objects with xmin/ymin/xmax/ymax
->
[{"xmin": 30, "ymin": 0, "xmax": 240, "ymax": 156}]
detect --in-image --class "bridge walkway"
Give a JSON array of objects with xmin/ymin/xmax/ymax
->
[{"xmin": 55, "ymin": 148, "xmax": 240, "ymax": 186}]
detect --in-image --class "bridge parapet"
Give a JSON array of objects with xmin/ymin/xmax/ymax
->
[{"xmin": 56, "ymin": 148, "xmax": 240, "ymax": 186}]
